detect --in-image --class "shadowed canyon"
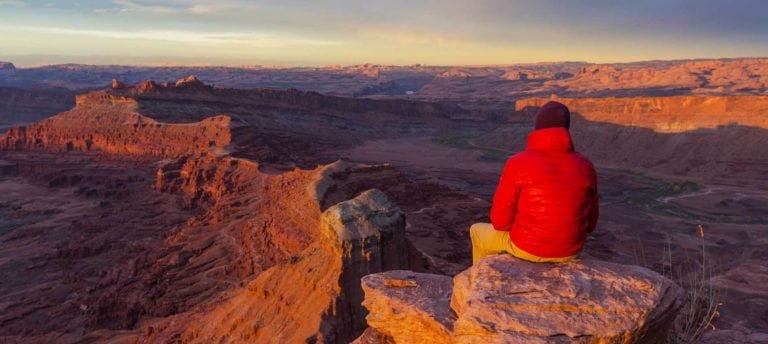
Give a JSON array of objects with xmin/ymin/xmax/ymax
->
[{"xmin": 1, "ymin": 58, "xmax": 767, "ymax": 343}]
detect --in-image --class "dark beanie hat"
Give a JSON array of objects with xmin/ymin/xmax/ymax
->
[{"xmin": 534, "ymin": 101, "xmax": 571, "ymax": 130}]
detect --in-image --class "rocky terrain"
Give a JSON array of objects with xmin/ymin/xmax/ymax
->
[
  {"xmin": 0, "ymin": 77, "xmax": 479, "ymax": 342},
  {"xmin": 2, "ymin": 58, "xmax": 767, "ymax": 99},
  {"xmin": 1, "ymin": 65, "xmax": 767, "ymax": 343}
]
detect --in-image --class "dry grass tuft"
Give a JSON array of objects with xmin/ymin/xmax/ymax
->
[{"xmin": 664, "ymin": 224, "xmax": 722, "ymax": 344}]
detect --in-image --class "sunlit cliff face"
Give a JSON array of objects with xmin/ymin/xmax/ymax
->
[{"xmin": 516, "ymin": 96, "xmax": 768, "ymax": 133}]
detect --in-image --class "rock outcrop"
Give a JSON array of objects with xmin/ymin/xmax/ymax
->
[
  {"xmin": 0, "ymin": 62, "xmax": 15, "ymax": 71},
  {"xmin": 110, "ymin": 79, "xmax": 126, "ymax": 89},
  {"xmin": 0, "ymin": 111, "xmax": 231, "ymax": 157},
  {"xmin": 173, "ymin": 75, "xmax": 209, "ymax": 89},
  {"xmin": 360, "ymin": 255, "xmax": 684, "ymax": 343},
  {"xmin": 152, "ymin": 185, "xmax": 416, "ymax": 343}
]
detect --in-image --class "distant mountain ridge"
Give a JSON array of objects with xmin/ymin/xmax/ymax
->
[{"xmin": 0, "ymin": 58, "xmax": 766, "ymax": 101}]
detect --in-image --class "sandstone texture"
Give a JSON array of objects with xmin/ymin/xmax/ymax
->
[
  {"xmin": 155, "ymin": 184, "xmax": 416, "ymax": 343},
  {"xmin": 0, "ymin": 148, "xmax": 420, "ymax": 343},
  {"xmin": 362, "ymin": 271, "xmax": 455, "ymax": 343},
  {"xmin": 361, "ymin": 255, "xmax": 684, "ymax": 343}
]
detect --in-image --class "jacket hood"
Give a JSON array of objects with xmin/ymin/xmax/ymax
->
[{"xmin": 526, "ymin": 127, "xmax": 574, "ymax": 152}]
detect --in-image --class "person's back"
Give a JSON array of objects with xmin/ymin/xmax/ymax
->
[{"xmin": 470, "ymin": 101, "xmax": 599, "ymax": 264}]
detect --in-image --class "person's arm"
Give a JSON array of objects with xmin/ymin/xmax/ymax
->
[
  {"xmin": 586, "ymin": 164, "xmax": 599, "ymax": 233},
  {"xmin": 490, "ymin": 158, "xmax": 520, "ymax": 231}
]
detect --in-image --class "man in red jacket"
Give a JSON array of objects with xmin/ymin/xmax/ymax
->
[{"xmin": 470, "ymin": 101, "xmax": 599, "ymax": 264}]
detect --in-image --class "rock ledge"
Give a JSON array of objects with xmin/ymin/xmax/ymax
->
[{"xmin": 360, "ymin": 255, "xmax": 684, "ymax": 343}]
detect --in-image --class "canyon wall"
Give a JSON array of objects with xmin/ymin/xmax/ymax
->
[
  {"xmin": 516, "ymin": 95, "xmax": 768, "ymax": 132},
  {"xmin": 477, "ymin": 95, "xmax": 768, "ymax": 184},
  {"xmin": 0, "ymin": 78, "xmax": 433, "ymax": 343}
]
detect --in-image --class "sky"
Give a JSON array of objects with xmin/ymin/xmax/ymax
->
[{"xmin": 0, "ymin": 0, "xmax": 767, "ymax": 66}]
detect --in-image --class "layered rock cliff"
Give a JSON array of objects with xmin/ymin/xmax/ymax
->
[
  {"xmin": 144, "ymin": 158, "xmax": 424, "ymax": 343},
  {"xmin": 516, "ymin": 95, "xmax": 768, "ymax": 132},
  {"xmin": 1, "ymin": 112, "xmax": 231, "ymax": 157},
  {"xmin": 359, "ymin": 255, "xmax": 684, "ymax": 343}
]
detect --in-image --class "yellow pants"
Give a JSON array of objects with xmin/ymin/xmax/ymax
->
[{"xmin": 469, "ymin": 223, "xmax": 578, "ymax": 264}]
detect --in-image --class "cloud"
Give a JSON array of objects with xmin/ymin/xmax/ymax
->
[
  {"xmin": 103, "ymin": 0, "xmax": 242, "ymax": 15},
  {"xmin": 0, "ymin": 25, "xmax": 344, "ymax": 47},
  {"xmin": 1, "ymin": 0, "xmax": 767, "ymax": 65},
  {"xmin": 101, "ymin": 0, "xmax": 221, "ymax": 15},
  {"xmin": 110, "ymin": 0, "xmax": 182, "ymax": 14},
  {"xmin": 186, "ymin": 4, "xmax": 214, "ymax": 14}
]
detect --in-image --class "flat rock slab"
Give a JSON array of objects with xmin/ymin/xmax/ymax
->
[
  {"xmin": 362, "ymin": 270, "xmax": 456, "ymax": 344},
  {"xmin": 451, "ymin": 255, "xmax": 683, "ymax": 343}
]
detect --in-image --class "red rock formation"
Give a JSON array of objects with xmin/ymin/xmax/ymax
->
[
  {"xmin": 0, "ymin": 109, "xmax": 231, "ymax": 157},
  {"xmin": 516, "ymin": 95, "xmax": 768, "ymax": 132},
  {"xmin": 141, "ymin": 161, "xmax": 421, "ymax": 343},
  {"xmin": 111, "ymin": 79, "xmax": 126, "ymax": 89},
  {"xmin": 553, "ymin": 59, "xmax": 768, "ymax": 96},
  {"xmin": 0, "ymin": 147, "xmax": 422, "ymax": 343},
  {"xmin": 173, "ymin": 75, "xmax": 208, "ymax": 89},
  {"xmin": 0, "ymin": 76, "xmax": 478, "ymax": 167},
  {"xmin": 0, "ymin": 78, "xmax": 444, "ymax": 342}
]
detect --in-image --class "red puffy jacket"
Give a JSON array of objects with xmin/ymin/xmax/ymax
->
[{"xmin": 491, "ymin": 127, "xmax": 599, "ymax": 258}]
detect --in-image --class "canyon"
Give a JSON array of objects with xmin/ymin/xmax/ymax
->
[{"xmin": 0, "ymin": 59, "xmax": 767, "ymax": 343}]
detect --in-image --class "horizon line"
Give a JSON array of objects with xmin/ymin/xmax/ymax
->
[{"xmin": 3, "ymin": 55, "xmax": 768, "ymax": 70}]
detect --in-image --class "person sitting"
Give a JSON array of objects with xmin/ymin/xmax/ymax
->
[{"xmin": 470, "ymin": 101, "xmax": 599, "ymax": 264}]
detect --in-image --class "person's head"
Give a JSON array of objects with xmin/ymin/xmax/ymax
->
[{"xmin": 534, "ymin": 101, "xmax": 570, "ymax": 131}]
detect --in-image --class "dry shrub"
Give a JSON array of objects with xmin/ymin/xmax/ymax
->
[{"xmin": 664, "ymin": 225, "xmax": 722, "ymax": 344}]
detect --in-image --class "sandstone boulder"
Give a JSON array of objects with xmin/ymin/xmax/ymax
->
[
  {"xmin": 452, "ymin": 255, "xmax": 684, "ymax": 343},
  {"xmin": 360, "ymin": 255, "xmax": 684, "ymax": 343}
]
